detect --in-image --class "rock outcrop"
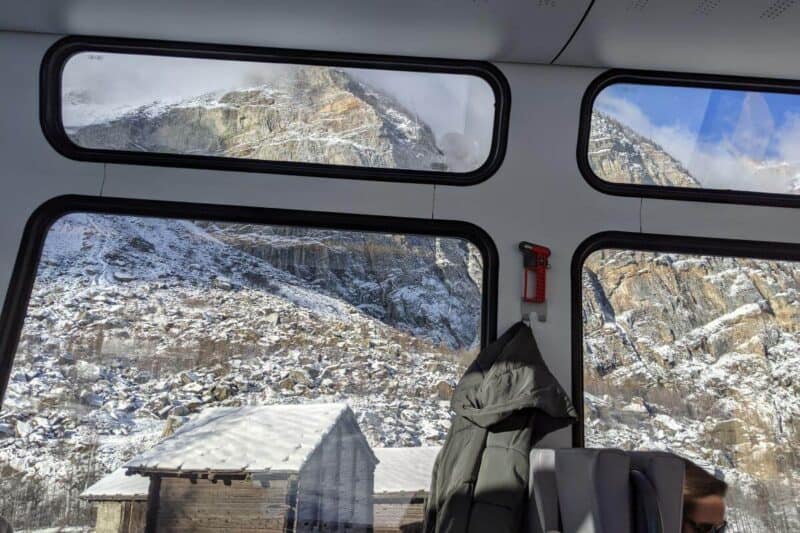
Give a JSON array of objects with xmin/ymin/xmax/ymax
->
[
  {"xmin": 588, "ymin": 112, "xmax": 700, "ymax": 188},
  {"xmin": 198, "ymin": 222, "xmax": 482, "ymax": 349}
]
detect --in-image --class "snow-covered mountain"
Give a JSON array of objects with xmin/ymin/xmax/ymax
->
[
  {"xmin": 588, "ymin": 112, "xmax": 701, "ymax": 188},
  {"xmin": 65, "ymin": 66, "xmax": 448, "ymax": 171},
  {"xmin": 591, "ymin": 110, "xmax": 800, "ymax": 195},
  {"xmin": 0, "ymin": 214, "xmax": 479, "ymax": 529},
  {"xmin": 584, "ymin": 111, "xmax": 800, "ymax": 532}
]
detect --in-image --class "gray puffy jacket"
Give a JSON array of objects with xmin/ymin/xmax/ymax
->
[{"xmin": 424, "ymin": 322, "xmax": 576, "ymax": 533}]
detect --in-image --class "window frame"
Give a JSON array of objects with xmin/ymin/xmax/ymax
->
[
  {"xmin": 578, "ymin": 69, "xmax": 800, "ymax": 208},
  {"xmin": 40, "ymin": 36, "xmax": 511, "ymax": 185},
  {"xmin": 0, "ymin": 194, "xmax": 498, "ymax": 408},
  {"xmin": 571, "ymin": 230, "xmax": 800, "ymax": 446}
]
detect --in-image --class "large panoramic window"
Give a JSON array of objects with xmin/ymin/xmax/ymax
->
[
  {"xmin": 582, "ymin": 73, "xmax": 800, "ymax": 204},
  {"xmin": 581, "ymin": 244, "xmax": 800, "ymax": 532},
  {"xmin": 43, "ymin": 38, "xmax": 509, "ymax": 183},
  {"xmin": 0, "ymin": 210, "xmax": 486, "ymax": 532}
]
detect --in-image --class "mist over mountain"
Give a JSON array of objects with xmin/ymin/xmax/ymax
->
[{"xmin": 65, "ymin": 66, "xmax": 452, "ymax": 171}]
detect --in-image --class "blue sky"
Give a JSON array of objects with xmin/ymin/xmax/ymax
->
[
  {"xmin": 599, "ymin": 84, "xmax": 800, "ymax": 159},
  {"xmin": 595, "ymin": 83, "xmax": 800, "ymax": 192}
]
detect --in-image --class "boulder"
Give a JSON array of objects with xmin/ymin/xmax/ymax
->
[
  {"xmin": 170, "ymin": 405, "xmax": 189, "ymax": 417},
  {"xmin": 434, "ymin": 380, "xmax": 454, "ymax": 400},
  {"xmin": 0, "ymin": 423, "xmax": 14, "ymax": 438},
  {"xmin": 79, "ymin": 389, "xmax": 103, "ymax": 407}
]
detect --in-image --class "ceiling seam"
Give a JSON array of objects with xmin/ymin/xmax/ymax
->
[{"xmin": 549, "ymin": 0, "xmax": 596, "ymax": 65}]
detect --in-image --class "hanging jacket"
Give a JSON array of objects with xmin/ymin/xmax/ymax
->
[{"xmin": 423, "ymin": 321, "xmax": 577, "ymax": 533}]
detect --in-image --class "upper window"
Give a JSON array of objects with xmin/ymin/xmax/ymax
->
[
  {"xmin": 0, "ymin": 199, "xmax": 494, "ymax": 531},
  {"xmin": 580, "ymin": 71, "xmax": 800, "ymax": 206},
  {"xmin": 578, "ymin": 234, "xmax": 800, "ymax": 532},
  {"xmin": 42, "ymin": 37, "xmax": 510, "ymax": 184}
]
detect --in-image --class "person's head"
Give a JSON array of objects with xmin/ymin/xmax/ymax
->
[{"xmin": 682, "ymin": 459, "xmax": 728, "ymax": 533}]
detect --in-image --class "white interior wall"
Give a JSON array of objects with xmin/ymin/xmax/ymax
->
[
  {"xmin": 0, "ymin": 0, "xmax": 592, "ymax": 64},
  {"xmin": 4, "ymin": 30, "xmax": 800, "ymax": 447},
  {"xmin": 0, "ymin": 32, "xmax": 104, "ymax": 301}
]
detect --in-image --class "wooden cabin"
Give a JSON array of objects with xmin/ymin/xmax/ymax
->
[
  {"xmin": 372, "ymin": 447, "xmax": 441, "ymax": 533},
  {"xmin": 125, "ymin": 403, "xmax": 377, "ymax": 532},
  {"xmin": 80, "ymin": 468, "xmax": 150, "ymax": 533}
]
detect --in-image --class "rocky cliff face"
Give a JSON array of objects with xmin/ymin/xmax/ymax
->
[
  {"xmin": 584, "ymin": 111, "xmax": 800, "ymax": 531},
  {"xmin": 67, "ymin": 66, "xmax": 447, "ymax": 171},
  {"xmin": 588, "ymin": 112, "xmax": 700, "ymax": 188},
  {"xmin": 198, "ymin": 222, "xmax": 481, "ymax": 349}
]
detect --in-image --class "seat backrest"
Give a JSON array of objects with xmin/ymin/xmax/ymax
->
[
  {"xmin": 628, "ymin": 451, "xmax": 685, "ymax": 533},
  {"xmin": 528, "ymin": 448, "xmax": 560, "ymax": 533},
  {"xmin": 528, "ymin": 449, "xmax": 686, "ymax": 533}
]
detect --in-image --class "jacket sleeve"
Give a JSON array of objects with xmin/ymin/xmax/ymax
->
[{"xmin": 423, "ymin": 451, "xmax": 441, "ymax": 533}]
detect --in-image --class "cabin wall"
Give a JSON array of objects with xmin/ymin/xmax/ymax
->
[
  {"xmin": 95, "ymin": 502, "xmax": 122, "ymax": 533},
  {"xmin": 155, "ymin": 476, "xmax": 292, "ymax": 532},
  {"xmin": 373, "ymin": 495, "xmax": 426, "ymax": 533},
  {"xmin": 93, "ymin": 501, "xmax": 146, "ymax": 533},
  {"xmin": 296, "ymin": 421, "xmax": 374, "ymax": 531},
  {"xmin": 125, "ymin": 501, "xmax": 147, "ymax": 533},
  {"xmin": 354, "ymin": 446, "xmax": 374, "ymax": 530}
]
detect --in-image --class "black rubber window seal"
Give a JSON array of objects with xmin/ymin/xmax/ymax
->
[{"xmin": 41, "ymin": 36, "xmax": 511, "ymax": 186}]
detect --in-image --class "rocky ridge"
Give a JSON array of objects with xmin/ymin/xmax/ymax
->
[
  {"xmin": 588, "ymin": 112, "xmax": 700, "ymax": 188},
  {"xmin": 66, "ymin": 66, "xmax": 447, "ymax": 172}
]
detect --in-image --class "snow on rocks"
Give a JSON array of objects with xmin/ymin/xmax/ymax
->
[
  {"xmin": 582, "ymin": 246, "xmax": 800, "ymax": 531},
  {"xmin": 1, "ymin": 213, "xmax": 475, "ymax": 529}
]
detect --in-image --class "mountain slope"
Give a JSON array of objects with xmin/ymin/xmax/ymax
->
[
  {"xmin": 588, "ymin": 111, "xmax": 700, "ymax": 188},
  {"xmin": 0, "ymin": 214, "xmax": 478, "ymax": 529},
  {"xmin": 199, "ymin": 222, "xmax": 482, "ymax": 349},
  {"xmin": 66, "ymin": 67, "xmax": 447, "ymax": 171}
]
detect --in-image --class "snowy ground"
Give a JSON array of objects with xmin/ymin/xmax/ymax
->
[{"xmin": 1, "ymin": 214, "xmax": 477, "ymax": 530}]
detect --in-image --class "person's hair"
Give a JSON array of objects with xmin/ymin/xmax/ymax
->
[{"xmin": 682, "ymin": 458, "xmax": 728, "ymax": 516}]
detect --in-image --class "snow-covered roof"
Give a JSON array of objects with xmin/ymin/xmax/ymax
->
[
  {"xmin": 126, "ymin": 403, "xmax": 373, "ymax": 475},
  {"xmin": 373, "ymin": 446, "xmax": 440, "ymax": 495},
  {"xmin": 81, "ymin": 468, "xmax": 150, "ymax": 501}
]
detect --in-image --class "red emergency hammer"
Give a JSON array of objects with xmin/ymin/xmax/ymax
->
[{"xmin": 519, "ymin": 241, "xmax": 550, "ymax": 304}]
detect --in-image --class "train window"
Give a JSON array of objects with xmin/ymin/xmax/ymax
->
[
  {"xmin": 41, "ymin": 37, "xmax": 510, "ymax": 184},
  {"xmin": 0, "ymin": 200, "xmax": 495, "ymax": 531},
  {"xmin": 579, "ymin": 235, "xmax": 800, "ymax": 532},
  {"xmin": 580, "ymin": 71, "xmax": 800, "ymax": 206}
]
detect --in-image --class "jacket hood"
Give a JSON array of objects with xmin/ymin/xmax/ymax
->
[{"xmin": 451, "ymin": 321, "xmax": 577, "ymax": 429}]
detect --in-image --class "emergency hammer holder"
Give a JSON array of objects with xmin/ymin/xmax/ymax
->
[{"xmin": 519, "ymin": 241, "xmax": 550, "ymax": 323}]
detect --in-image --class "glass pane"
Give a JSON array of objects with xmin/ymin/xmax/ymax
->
[
  {"xmin": 0, "ymin": 213, "xmax": 482, "ymax": 531},
  {"xmin": 61, "ymin": 52, "xmax": 496, "ymax": 173},
  {"xmin": 589, "ymin": 83, "xmax": 800, "ymax": 194},
  {"xmin": 583, "ymin": 248, "xmax": 800, "ymax": 532}
]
